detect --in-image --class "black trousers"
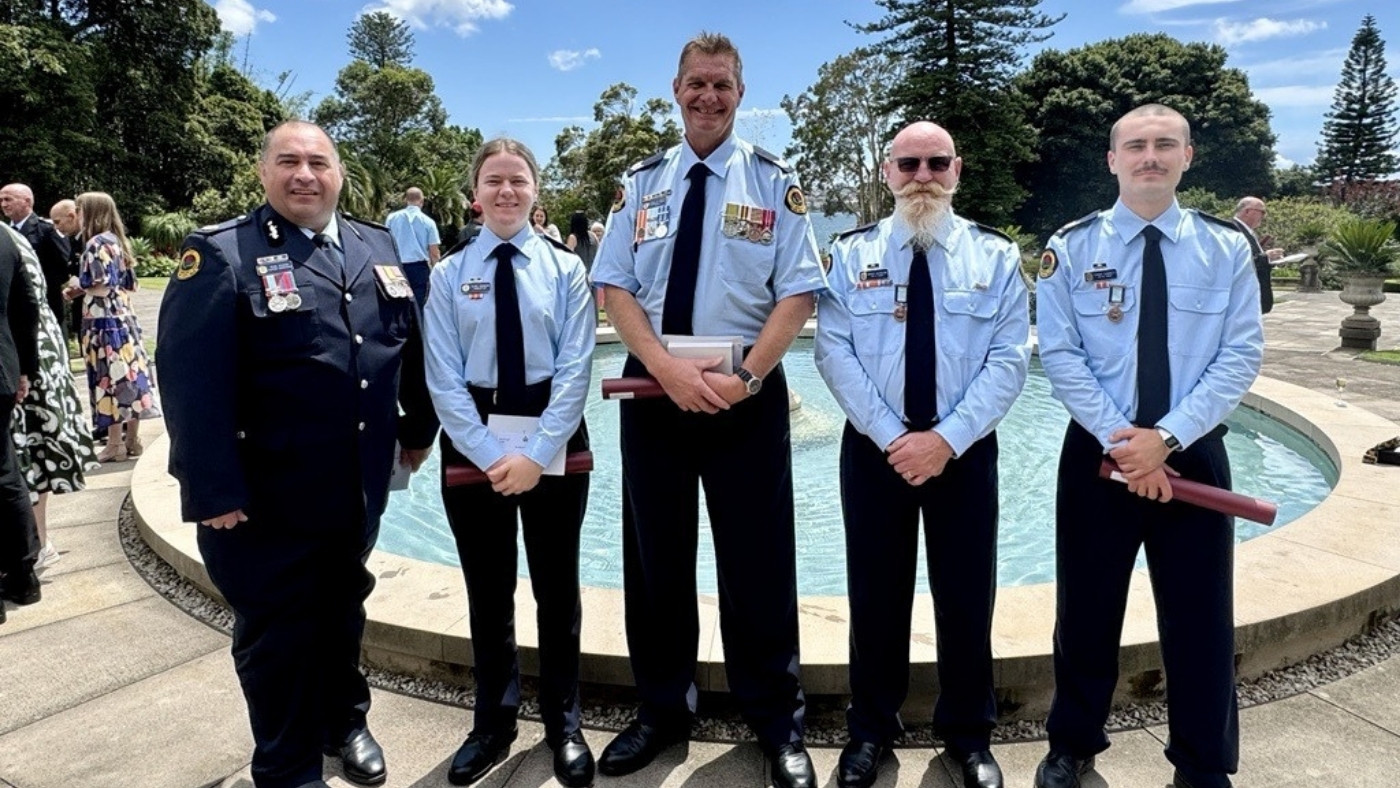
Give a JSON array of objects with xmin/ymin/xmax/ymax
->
[
  {"xmin": 198, "ymin": 512, "xmax": 377, "ymax": 788},
  {"xmin": 440, "ymin": 381, "xmax": 589, "ymax": 743},
  {"xmin": 402, "ymin": 261, "xmax": 430, "ymax": 309},
  {"xmin": 1046, "ymin": 422, "xmax": 1238, "ymax": 786},
  {"xmin": 0, "ymin": 397, "xmax": 39, "ymax": 576},
  {"xmin": 618, "ymin": 355, "xmax": 805, "ymax": 748},
  {"xmin": 841, "ymin": 423, "xmax": 998, "ymax": 751}
]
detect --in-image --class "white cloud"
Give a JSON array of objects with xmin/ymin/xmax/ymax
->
[
  {"xmin": 1254, "ymin": 85, "xmax": 1336, "ymax": 108},
  {"xmin": 1119, "ymin": 0, "xmax": 1243, "ymax": 13},
  {"xmin": 548, "ymin": 48, "xmax": 601, "ymax": 72},
  {"xmin": 214, "ymin": 0, "xmax": 276, "ymax": 36},
  {"xmin": 365, "ymin": 0, "xmax": 513, "ymax": 37},
  {"xmin": 1212, "ymin": 17, "xmax": 1326, "ymax": 46},
  {"xmin": 738, "ymin": 108, "xmax": 786, "ymax": 119},
  {"xmin": 1240, "ymin": 48, "xmax": 1346, "ymax": 80},
  {"xmin": 1274, "ymin": 152, "xmax": 1297, "ymax": 169}
]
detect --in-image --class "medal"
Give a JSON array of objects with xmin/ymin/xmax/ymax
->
[
  {"xmin": 1107, "ymin": 284, "xmax": 1126, "ymax": 323},
  {"xmin": 894, "ymin": 303, "xmax": 908, "ymax": 322},
  {"xmin": 653, "ymin": 223, "xmax": 668, "ymax": 238},
  {"xmin": 373, "ymin": 264, "xmax": 413, "ymax": 299},
  {"xmin": 267, "ymin": 294, "xmax": 288, "ymax": 313},
  {"xmin": 894, "ymin": 284, "xmax": 908, "ymax": 321},
  {"xmin": 284, "ymin": 292, "xmax": 303, "ymax": 310},
  {"xmin": 1107, "ymin": 305, "xmax": 1123, "ymax": 323}
]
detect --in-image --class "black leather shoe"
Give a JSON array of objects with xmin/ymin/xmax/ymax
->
[
  {"xmin": 1173, "ymin": 772, "xmax": 1196, "ymax": 788},
  {"xmin": 769, "ymin": 741, "xmax": 816, "ymax": 788},
  {"xmin": 550, "ymin": 731, "xmax": 595, "ymax": 787},
  {"xmin": 0, "ymin": 604, "xmax": 6, "ymax": 624},
  {"xmin": 945, "ymin": 747, "xmax": 1003, "ymax": 788},
  {"xmin": 837, "ymin": 740, "xmax": 886, "ymax": 788},
  {"xmin": 324, "ymin": 728, "xmax": 386, "ymax": 786},
  {"xmin": 448, "ymin": 727, "xmax": 517, "ymax": 786},
  {"xmin": 1033, "ymin": 751, "xmax": 1094, "ymax": 788},
  {"xmin": 597, "ymin": 719, "xmax": 688, "ymax": 776},
  {"xmin": 0, "ymin": 569, "xmax": 40, "ymax": 605}
]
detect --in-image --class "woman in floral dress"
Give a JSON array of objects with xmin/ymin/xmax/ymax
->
[
  {"xmin": 76, "ymin": 191, "xmax": 160, "ymax": 462},
  {"xmin": 6, "ymin": 225, "xmax": 98, "ymax": 569}
]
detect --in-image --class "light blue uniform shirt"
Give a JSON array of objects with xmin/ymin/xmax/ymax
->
[
  {"xmin": 591, "ymin": 135, "xmax": 827, "ymax": 343},
  {"xmin": 385, "ymin": 205, "xmax": 441, "ymax": 263},
  {"xmin": 1036, "ymin": 199, "xmax": 1263, "ymax": 450},
  {"xmin": 815, "ymin": 213, "xmax": 1030, "ymax": 456},
  {"xmin": 423, "ymin": 226, "xmax": 595, "ymax": 471}
]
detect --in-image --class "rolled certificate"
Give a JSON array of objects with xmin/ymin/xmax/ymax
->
[
  {"xmin": 445, "ymin": 451, "xmax": 595, "ymax": 487},
  {"xmin": 601, "ymin": 377, "xmax": 666, "ymax": 400},
  {"xmin": 1098, "ymin": 459, "xmax": 1278, "ymax": 525}
]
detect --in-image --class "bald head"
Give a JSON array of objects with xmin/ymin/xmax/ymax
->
[
  {"xmin": 51, "ymin": 199, "xmax": 79, "ymax": 236},
  {"xmin": 890, "ymin": 121, "xmax": 957, "ymax": 158},
  {"xmin": 1, "ymin": 183, "xmax": 35, "ymax": 223},
  {"xmin": 1235, "ymin": 196, "xmax": 1267, "ymax": 229},
  {"xmin": 405, "ymin": 187, "xmax": 424, "ymax": 205}
]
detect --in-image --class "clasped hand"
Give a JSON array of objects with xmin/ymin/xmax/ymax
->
[
  {"xmin": 887, "ymin": 430, "xmax": 953, "ymax": 486},
  {"xmin": 1107, "ymin": 426, "xmax": 1178, "ymax": 502},
  {"xmin": 654, "ymin": 354, "xmax": 745, "ymax": 413},
  {"xmin": 485, "ymin": 454, "xmax": 544, "ymax": 496}
]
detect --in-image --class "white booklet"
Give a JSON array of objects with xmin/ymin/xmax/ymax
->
[
  {"xmin": 661, "ymin": 334, "xmax": 744, "ymax": 375},
  {"xmin": 487, "ymin": 414, "xmax": 567, "ymax": 475},
  {"xmin": 388, "ymin": 441, "xmax": 411, "ymax": 491}
]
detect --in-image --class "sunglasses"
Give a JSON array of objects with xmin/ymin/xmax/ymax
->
[{"xmin": 894, "ymin": 156, "xmax": 954, "ymax": 173}]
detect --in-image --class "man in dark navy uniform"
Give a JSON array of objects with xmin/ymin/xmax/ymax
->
[
  {"xmin": 158, "ymin": 120, "xmax": 438, "ymax": 788},
  {"xmin": 2, "ymin": 184, "xmax": 70, "ymax": 336},
  {"xmin": 1, "ymin": 226, "xmax": 42, "ymax": 624}
]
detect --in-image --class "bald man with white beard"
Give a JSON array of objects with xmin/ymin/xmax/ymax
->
[{"xmin": 815, "ymin": 121, "xmax": 1030, "ymax": 788}]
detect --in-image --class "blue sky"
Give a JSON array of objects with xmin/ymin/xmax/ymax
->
[{"xmin": 212, "ymin": 0, "xmax": 1398, "ymax": 171}]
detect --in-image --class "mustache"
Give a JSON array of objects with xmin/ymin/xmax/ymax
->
[
  {"xmin": 893, "ymin": 180, "xmax": 956, "ymax": 200},
  {"xmin": 1134, "ymin": 165, "xmax": 1169, "ymax": 175}
]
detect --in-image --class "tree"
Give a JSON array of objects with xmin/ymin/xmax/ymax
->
[
  {"xmin": 548, "ymin": 83, "xmax": 682, "ymax": 220},
  {"xmin": 781, "ymin": 47, "xmax": 903, "ymax": 224},
  {"xmin": 857, "ymin": 0, "xmax": 1063, "ymax": 225},
  {"xmin": 1014, "ymin": 34, "xmax": 1275, "ymax": 240},
  {"xmin": 1315, "ymin": 15, "xmax": 1399, "ymax": 195},
  {"xmin": 348, "ymin": 11, "xmax": 413, "ymax": 69}
]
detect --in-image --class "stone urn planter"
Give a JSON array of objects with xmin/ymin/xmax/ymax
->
[
  {"xmin": 1324, "ymin": 218, "xmax": 1399, "ymax": 351},
  {"xmin": 1338, "ymin": 273, "xmax": 1387, "ymax": 349}
]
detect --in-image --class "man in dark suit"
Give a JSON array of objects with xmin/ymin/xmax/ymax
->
[
  {"xmin": 0, "ymin": 226, "xmax": 42, "ymax": 625},
  {"xmin": 1232, "ymin": 197, "xmax": 1282, "ymax": 314},
  {"xmin": 158, "ymin": 120, "xmax": 438, "ymax": 788},
  {"xmin": 50, "ymin": 199, "xmax": 84, "ymax": 340},
  {"xmin": 1, "ymin": 184, "xmax": 70, "ymax": 334}
]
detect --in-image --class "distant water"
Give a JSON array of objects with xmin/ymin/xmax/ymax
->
[{"xmin": 810, "ymin": 212, "xmax": 860, "ymax": 248}]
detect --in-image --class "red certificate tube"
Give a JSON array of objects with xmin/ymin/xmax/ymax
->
[
  {"xmin": 1098, "ymin": 458, "xmax": 1278, "ymax": 526},
  {"xmin": 601, "ymin": 377, "xmax": 666, "ymax": 400}
]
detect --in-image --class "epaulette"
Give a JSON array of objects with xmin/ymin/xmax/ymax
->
[
  {"xmin": 1193, "ymin": 209, "xmax": 1242, "ymax": 233},
  {"xmin": 445, "ymin": 233, "xmax": 479, "ymax": 256},
  {"xmin": 836, "ymin": 222, "xmax": 878, "ymax": 240},
  {"xmin": 752, "ymin": 145, "xmax": 793, "ymax": 174},
  {"xmin": 342, "ymin": 213, "xmax": 389, "ymax": 232},
  {"xmin": 35, "ymin": 216, "xmax": 54, "ymax": 226},
  {"xmin": 193, "ymin": 214, "xmax": 251, "ymax": 236},
  {"xmin": 973, "ymin": 222, "xmax": 1015, "ymax": 243},
  {"xmin": 627, "ymin": 150, "xmax": 667, "ymax": 176},
  {"xmin": 1052, "ymin": 211, "xmax": 1100, "ymax": 238},
  {"xmin": 542, "ymin": 235, "xmax": 572, "ymax": 253}
]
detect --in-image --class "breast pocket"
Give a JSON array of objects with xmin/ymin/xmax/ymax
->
[
  {"xmin": 1168, "ymin": 284, "xmax": 1229, "ymax": 357},
  {"xmin": 848, "ymin": 288, "xmax": 898, "ymax": 357},
  {"xmin": 940, "ymin": 289, "xmax": 998, "ymax": 359},
  {"xmin": 243, "ymin": 285, "xmax": 323, "ymax": 360},
  {"xmin": 1072, "ymin": 287, "xmax": 1136, "ymax": 359},
  {"xmin": 718, "ymin": 237, "xmax": 776, "ymax": 285}
]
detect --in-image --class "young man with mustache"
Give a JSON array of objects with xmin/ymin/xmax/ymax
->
[
  {"xmin": 1032, "ymin": 104, "xmax": 1262, "ymax": 788},
  {"xmin": 814, "ymin": 120, "xmax": 1030, "ymax": 788}
]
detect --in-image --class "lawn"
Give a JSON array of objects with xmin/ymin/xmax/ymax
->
[{"xmin": 1359, "ymin": 349, "xmax": 1400, "ymax": 365}]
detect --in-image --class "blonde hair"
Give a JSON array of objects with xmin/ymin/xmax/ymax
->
[
  {"xmin": 75, "ymin": 191, "xmax": 134, "ymax": 268},
  {"xmin": 469, "ymin": 138, "xmax": 541, "ymax": 191}
]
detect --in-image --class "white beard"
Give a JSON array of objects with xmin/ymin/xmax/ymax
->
[{"xmin": 893, "ymin": 180, "xmax": 956, "ymax": 250}]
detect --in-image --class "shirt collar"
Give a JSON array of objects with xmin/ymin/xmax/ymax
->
[
  {"xmin": 679, "ymin": 133, "xmax": 739, "ymax": 180},
  {"xmin": 477, "ymin": 224, "xmax": 537, "ymax": 261},
  {"xmin": 297, "ymin": 214, "xmax": 341, "ymax": 247},
  {"xmin": 1111, "ymin": 198, "xmax": 1184, "ymax": 244},
  {"xmin": 11, "ymin": 213, "xmax": 32, "ymax": 229}
]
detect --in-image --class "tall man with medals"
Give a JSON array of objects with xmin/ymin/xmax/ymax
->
[{"xmin": 158, "ymin": 121, "xmax": 438, "ymax": 788}]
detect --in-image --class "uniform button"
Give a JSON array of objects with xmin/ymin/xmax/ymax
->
[
  {"xmin": 345, "ymin": 293, "xmax": 354, "ymax": 303},
  {"xmin": 355, "ymin": 334, "xmax": 364, "ymax": 344},
  {"xmin": 358, "ymin": 422, "xmax": 366, "ymax": 431},
  {"xmin": 360, "ymin": 379, "xmax": 369, "ymax": 389}
]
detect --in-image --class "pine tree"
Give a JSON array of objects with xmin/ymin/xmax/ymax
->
[
  {"xmin": 858, "ymin": 0, "xmax": 1063, "ymax": 225},
  {"xmin": 1316, "ymin": 15, "xmax": 1399, "ymax": 192}
]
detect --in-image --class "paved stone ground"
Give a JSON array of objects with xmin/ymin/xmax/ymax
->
[{"xmin": 2, "ymin": 287, "xmax": 1399, "ymax": 787}]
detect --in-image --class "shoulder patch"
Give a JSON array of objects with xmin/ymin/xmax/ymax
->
[
  {"xmin": 784, "ymin": 185, "xmax": 808, "ymax": 215},
  {"xmin": 626, "ymin": 150, "xmax": 667, "ymax": 176},
  {"xmin": 837, "ymin": 222, "xmax": 878, "ymax": 240},
  {"xmin": 611, "ymin": 186, "xmax": 626, "ymax": 214},
  {"xmin": 1194, "ymin": 209, "xmax": 1242, "ymax": 233},
  {"xmin": 973, "ymin": 222, "xmax": 1015, "ymax": 244},
  {"xmin": 194, "ymin": 214, "xmax": 250, "ymax": 237},
  {"xmin": 1052, "ymin": 211, "xmax": 1101, "ymax": 239},
  {"xmin": 175, "ymin": 247, "xmax": 202, "ymax": 280},
  {"xmin": 752, "ymin": 145, "xmax": 793, "ymax": 173},
  {"xmin": 1038, "ymin": 249, "xmax": 1059, "ymax": 280}
]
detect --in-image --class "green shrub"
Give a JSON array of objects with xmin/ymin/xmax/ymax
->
[
  {"xmin": 134, "ymin": 253, "xmax": 178, "ymax": 279},
  {"xmin": 1261, "ymin": 197, "xmax": 1358, "ymax": 252}
]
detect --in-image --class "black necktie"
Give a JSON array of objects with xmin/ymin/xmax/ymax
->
[
  {"xmin": 314, "ymin": 232, "xmax": 344, "ymax": 284},
  {"xmin": 1136, "ymin": 225, "xmax": 1170, "ymax": 425},
  {"xmin": 661, "ymin": 162, "xmax": 709, "ymax": 336},
  {"xmin": 904, "ymin": 247, "xmax": 937, "ymax": 430},
  {"xmin": 492, "ymin": 242, "xmax": 526, "ymax": 407}
]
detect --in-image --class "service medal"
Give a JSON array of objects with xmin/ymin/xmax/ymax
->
[
  {"xmin": 1107, "ymin": 305, "xmax": 1123, "ymax": 323},
  {"xmin": 268, "ymin": 294, "xmax": 288, "ymax": 313},
  {"xmin": 284, "ymin": 292, "xmax": 303, "ymax": 310}
]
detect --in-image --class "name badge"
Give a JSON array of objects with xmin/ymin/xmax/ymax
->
[
  {"xmin": 857, "ymin": 268, "xmax": 892, "ymax": 289},
  {"xmin": 462, "ymin": 279, "xmax": 491, "ymax": 300}
]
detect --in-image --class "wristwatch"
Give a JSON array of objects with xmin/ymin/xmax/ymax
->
[
  {"xmin": 736, "ymin": 367, "xmax": 763, "ymax": 396},
  {"xmin": 1156, "ymin": 427, "xmax": 1182, "ymax": 452}
]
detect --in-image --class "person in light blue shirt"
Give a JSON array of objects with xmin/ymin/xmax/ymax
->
[
  {"xmin": 815, "ymin": 120, "xmax": 1028, "ymax": 788},
  {"xmin": 589, "ymin": 32, "xmax": 825, "ymax": 788},
  {"xmin": 422, "ymin": 138, "xmax": 596, "ymax": 788},
  {"xmin": 1032, "ymin": 104, "xmax": 1262, "ymax": 788},
  {"xmin": 385, "ymin": 187, "xmax": 441, "ymax": 307}
]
